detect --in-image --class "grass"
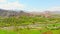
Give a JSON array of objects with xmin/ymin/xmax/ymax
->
[
  {"xmin": 0, "ymin": 15, "xmax": 60, "ymax": 34},
  {"xmin": 0, "ymin": 28, "xmax": 60, "ymax": 34},
  {"xmin": 0, "ymin": 29, "xmax": 17, "ymax": 34},
  {"xmin": 52, "ymin": 29, "xmax": 60, "ymax": 34}
]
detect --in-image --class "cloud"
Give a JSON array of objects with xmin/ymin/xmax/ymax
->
[
  {"xmin": 0, "ymin": 0, "xmax": 7, "ymax": 2},
  {"xmin": 34, "ymin": 6, "xmax": 60, "ymax": 12},
  {"xmin": 46, "ymin": 7, "xmax": 60, "ymax": 11},
  {"xmin": 0, "ymin": 0, "xmax": 25, "ymax": 10}
]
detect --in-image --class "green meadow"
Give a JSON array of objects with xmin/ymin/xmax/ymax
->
[{"xmin": 0, "ymin": 15, "xmax": 60, "ymax": 34}]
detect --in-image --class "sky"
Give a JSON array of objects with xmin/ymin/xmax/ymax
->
[{"xmin": 0, "ymin": 0, "xmax": 60, "ymax": 12}]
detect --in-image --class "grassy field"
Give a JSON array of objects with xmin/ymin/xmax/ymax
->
[
  {"xmin": 0, "ymin": 29, "xmax": 60, "ymax": 34},
  {"xmin": 0, "ymin": 15, "xmax": 60, "ymax": 34}
]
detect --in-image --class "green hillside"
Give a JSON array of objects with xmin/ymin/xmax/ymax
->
[{"xmin": 0, "ymin": 15, "xmax": 60, "ymax": 34}]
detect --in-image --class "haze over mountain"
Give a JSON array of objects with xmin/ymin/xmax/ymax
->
[
  {"xmin": 0, "ymin": 9, "xmax": 32, "ymax": 17},
  {"xmin": 0, "ymin": 9, "xmax": 60, "ymax": 17}
]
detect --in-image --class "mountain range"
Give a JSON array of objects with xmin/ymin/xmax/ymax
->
[{"xmin": 0, "ymin": 9, "xmax": 60, "ymax": 17}]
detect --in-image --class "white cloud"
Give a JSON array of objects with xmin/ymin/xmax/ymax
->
[
  {"xmin": 26, "ymin": 6, "xmax": 60, "ymax": 12},
  {"xmin": 0, "ymin": 0, "xmax": 25, "ymax": 10},
  {"xmin": 46, "ymin": 7, "xmax": 60, "ymax": 11},
  {"xmin": 0, "ymin": 0, "xmax": 7, "ymax": 2},
  {"xmin": 34, "ymin": 6, "xmax": 60, "ymax": 12}
]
